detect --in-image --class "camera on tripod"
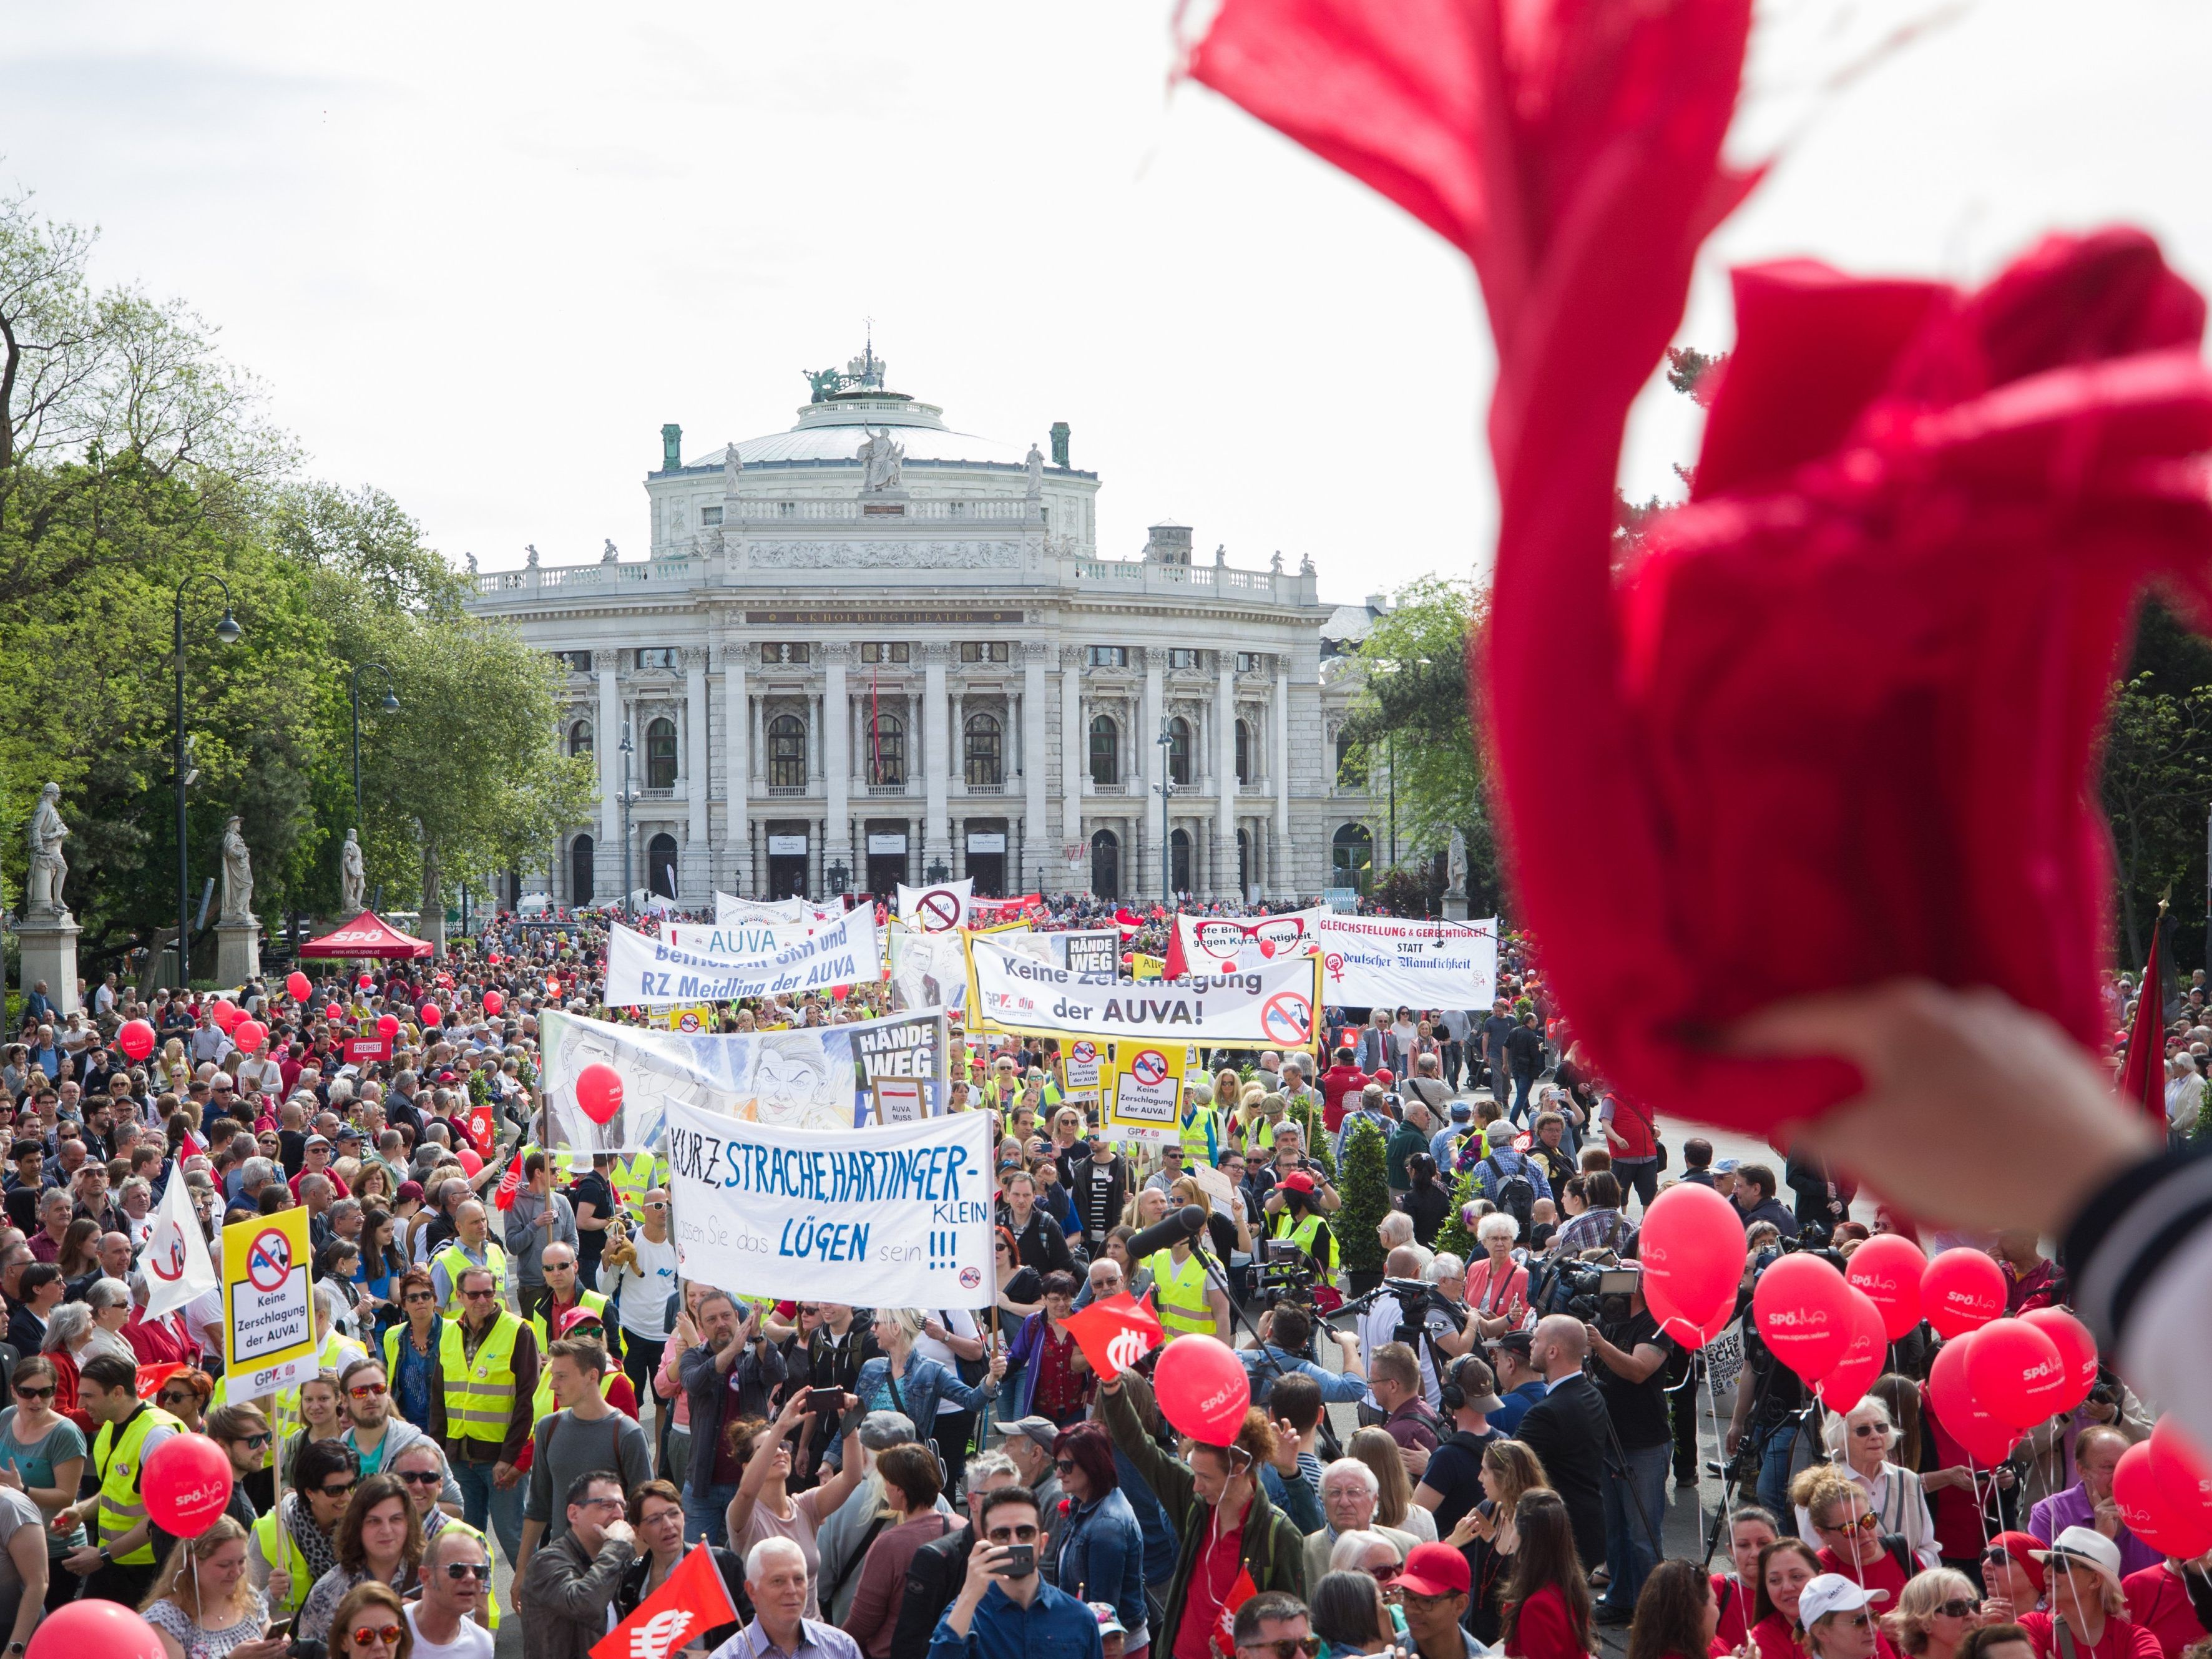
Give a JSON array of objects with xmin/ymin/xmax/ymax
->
[
  {"xmin": 1255, "ymin": 1238, "xmax": 1317, "ymax": 1311},
  {"xmin": 1381, "ymin": 1275, "xmax": 1445, "ymax": 1344}
]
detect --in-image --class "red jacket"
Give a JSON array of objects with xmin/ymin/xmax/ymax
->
[
  {"xmin": 2123, "ymin": 1567, "xmax": 2207, "ymax": 1659},
  {"xmin": 1319, "ymin": 1065, "xmax": 1368, "ymax": 1127},
  {"xmin": 1508, "ymin": 1583, "xmax": 1587, "ymax": 1659},
  {"xmin": 2020, "ymin": 1612, "xmax": 2163, "ymax": 1659}
]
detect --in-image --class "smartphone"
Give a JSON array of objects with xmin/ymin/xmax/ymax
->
[
  {"xmin": 807, "ymin": 1386, "xmax": 843, "ymax": 1414},
  {"xmin": 997, "ymin": 1544, "xmax": 1035, "ymax": 1578},
  {"xmin": 266, "ymin": 1618, "xmax": 294, "ymax": 1640}
]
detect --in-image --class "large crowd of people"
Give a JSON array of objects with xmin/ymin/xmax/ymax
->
[{"xmin": 0, "ymin": 896, "xmax": 2206, "ymax": 1659}]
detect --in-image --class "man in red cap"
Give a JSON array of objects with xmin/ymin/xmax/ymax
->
[{"xmin": 1396, "ymin": 1541, "xmax": 1482, "ymax": 1659}]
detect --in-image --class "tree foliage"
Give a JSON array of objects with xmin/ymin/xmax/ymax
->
[
  {"xmin": 0, "ymin": 188, "xmax": 582, "ymax": 977},
  {"xmin": 1334, "ymin": 1118, "xmax": 1392, "ymax": 1275}
]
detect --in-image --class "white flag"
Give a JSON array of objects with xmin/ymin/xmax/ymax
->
[{"xmin": 140, "ymin": 1167, "xmax": 217, "ymax": 1321}]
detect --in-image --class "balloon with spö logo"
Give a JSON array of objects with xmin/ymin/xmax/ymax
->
[
  {"xmin": 142, "ymin": 1430, "xmax": 235, "ymax": 1537},
  {"xmin": 1962, "ymin": 1316, "xmax": 2068, "ymax": 1429},
  {"xmin": 2114, "ymin": 1437, "xmax": 2212, "ymax": 1561},
  {"xmin": 1814, "ymin": 1288, "xmax": 1887, "ymax": 1414},
  {"xmin": 1925, "ymin": 1329, "xmax": 2024, "ymax": 1466},
  {"xmin": 1844, "ymin": 1233, "xmax": 1926, "ymax": 1341},
  {"xmin": 1638, "ymin": 1182, "xmax": 1743, "ymax": 1345},
  {"xmin": 1151, "ymin": 1333, "xmax": 1251, "ymax": 1447},
  {"xmin": 2020, "ymin": 1307, "xmax": 2097, "ymax": 1415},
  {"xmin": 1751, "ymin": 1253, "xmax": 1852, "ymax": 1382},
  {"xmin": 1921, "ymin": 1247, "xmax": 2006, "ymax": 1338},
  {"xmin": 26, "ymin": 1599, "xmax": 166, "ymax": 1659}
]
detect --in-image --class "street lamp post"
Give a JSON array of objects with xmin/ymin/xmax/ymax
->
[
  {"xmin": 174, "ymin": 574, "xmax": 242, "ymax": 989},
  {"xmin": 349, "ymin": 663, "xmax": 399, "ymax": 828},
  {"xmin": 1155, "ymin": 720, "xmax": 1175, "ymax": 912},
  {"xmin": 619, "ymin": 728, "xmax": 637, "ymax": 921}
]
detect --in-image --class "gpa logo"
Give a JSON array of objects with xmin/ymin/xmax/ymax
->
[{"xmin": 958, "ymin": 1266, "xmax": 982, "ymax": 1290}]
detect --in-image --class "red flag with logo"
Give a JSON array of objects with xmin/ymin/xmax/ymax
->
[
  {"xmin": 467, "ymin": 1095, "xmax": 496, "ymax": 1150},
  {"xmin": 1060, "ymin": 1290, "xmax": 1163, "ymax": 1379},
  {"xmin": 492, "ymin": 1148, "xmax": 524, "ymax": 1213},
  {"xmin": 1210, "ymin": 1566, "xmax": 1260, "ymax": 1659},
  {"xmin": 591, "ymin": 1540, "xmax": 737, "ymax": 1659}
]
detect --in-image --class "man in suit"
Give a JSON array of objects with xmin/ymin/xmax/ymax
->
[{"xmin": 1510, "ymin": 1314, "xmax": 1611, "ymax": 1577}]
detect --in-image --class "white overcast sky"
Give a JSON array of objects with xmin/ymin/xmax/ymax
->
[{"xmin": 4, "ymin": 2, "xmax": 2209, "ymax": 605}]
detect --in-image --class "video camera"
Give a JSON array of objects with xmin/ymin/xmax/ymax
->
[
  {"xmin": 1254, "ymin": 1238, "xmax": 1317, "ymax": 1312},
  {"xmin": 1546, "ymin": 1259, "xmax": 1642, "ymax": 1324}
]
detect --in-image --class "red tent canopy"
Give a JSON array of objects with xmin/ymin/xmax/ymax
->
[{"xmin": 297, "ymin": 911, "xmax": 434, "ymax": 960}]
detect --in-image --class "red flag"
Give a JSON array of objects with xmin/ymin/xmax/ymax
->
[
  {"xmin": 2120, "ymin": 906, "xmax": 2170, "ymax": 1122},
  {"xmin": 492, "ymin": 1148, "xmax": 524, "ymax": 1213},
  {"xmin": 466, "ymin": 1096, "xmax": 496, "ymax": 1150},
  {"xmin": 136, "ymin": 1361, "xmax": 187, "ymax": 1401},
  {"xmin": 592, "ymin": 1541, "xmax": 737, "ymax": 1659},
  {"xmin": 1060, "ymin": 1290, "xmax": 1163, "ymax": 1379},
  {"xmin": 1210, "ymin": 1566, "xmax": 1260, "ymax": 1659}
]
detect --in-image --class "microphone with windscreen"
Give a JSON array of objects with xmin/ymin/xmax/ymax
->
[{"xmin": 1125, "ymin": 1203, "xmax": 1208, "ymax": 1261}]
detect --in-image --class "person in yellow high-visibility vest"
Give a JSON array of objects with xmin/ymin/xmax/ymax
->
[
  {"xmin": 56, "ymin": 1351, "xmax": 182, "ymax": 1605},
  {"xmin": 248, "ymin": 1437, "xmax": 360, "ymax": 1620},
  {"xmin": 607, "ymin": 1147, "xmax": 668, "ymax": 1218},
  {"xmin": 1143, "ymin": 1230, "xmax": 1230, "ymax": 1343},
  {"xmin": 1266, "ymin": 1171, "xmax": 1343, "ymax": 1308},
  {"xmin": 1177, "ymin": 1081, "xmax": 1218, "ymax": 1167},
  {"xmin": 393, "ymin": 1437, "xmax": 503, "ymax": 1632}
]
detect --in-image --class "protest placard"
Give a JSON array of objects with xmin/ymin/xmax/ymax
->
[
  {"xmin": 222, "ymin": 1206, "xmax": 317, "ymax": 1397},
  {"xmin": 1104, "ymin": 1040, "xmax": 1186, "ymax": 1144},
  {"xmin": 967, "ymin": 934, "xmax": 1323, "ymax": 1049},
  {"xmin": 1309, "ymin": 913, "xmax": 1499, "ymax": 1008},
  {"xmin": 605, "ymin": 908, "xmax": 879, "ymax": 1005}
]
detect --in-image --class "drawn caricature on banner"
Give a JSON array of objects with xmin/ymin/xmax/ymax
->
[
  {"xmin": 540, "ymin": 1006, "xmax": 950, "ymax": 1158},
  {"xmin": 884, "ymin": 921, "xmax": 1050, "ymax": 1017}
]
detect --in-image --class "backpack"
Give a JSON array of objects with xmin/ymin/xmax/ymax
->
[{"xmin": 1484, "ymin": 1152, "xmax": 1537, "ymax": 1235}]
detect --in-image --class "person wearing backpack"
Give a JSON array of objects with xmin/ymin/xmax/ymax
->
[{"xmin": 1470, "ymin": 1132, "xmax": 1552, "ymax": 1237}]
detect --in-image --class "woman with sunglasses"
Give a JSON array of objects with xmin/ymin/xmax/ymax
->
[
  {"xmin": 157, "ymin": 1368, "xmax": 214, "ymax": 1434},
  {"xmin": 1797, "ymin": 1466, "xmax": 1914, "ymax": 1609},
  {"xmin": 381, "ymin": 1268, "xmax": 443, "ymax": 1433},
  {"xmin": 0, "ymin": 1355, "xmax": 86, "ymax": 1610},
  {"xmin": 1051, "ymin": 1422, "xmax": 1149, "ymax": 1659},
  {"xmin": 251, "ymin": 1437, "xmax": 362, "ymax": 1623},
  {"xmin": 296, "ymin": 1474, "xmax": 425, "ymax": 1643},
  {"xmin": 614, "ymin": 1479, "xmax": 746, "ymax": 1655},
  {"xmin": 1980, "ymin": 1535, "xmax": 2047, "ymax": 1623},
  {"xmin": 327, "ymin": 1579, "xmax": 414, "ymax": 1659},
  {"xmin": 2017, "ymin": 1530, "xmax": 2163, "ymax": 1659},
  {"xmin": 1800, "ymin": 1575, "xmax": 1891, "ymax": 1659},
  {"xmin": 1796, "ymin": 1400, "xmax": 1940, "ymax": 1573},
  {"xmin": 1886, "ymin": 1569, "xmax": 1987, "ymax": 1659},
  {"xmin": 140, "ymin": 1515, "xmax": 288, "ymax": 1659}
]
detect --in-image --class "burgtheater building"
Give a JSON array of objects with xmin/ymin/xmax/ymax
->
[{"xmin": 466, "ymin": 345, "xmax": 1384, "ymax": 906}]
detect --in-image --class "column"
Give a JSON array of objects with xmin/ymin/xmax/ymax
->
[
  {"xmin": 750, "ymin": 696, "xmax": 765, "ymax": 786},
  {"xmin": 906, "ymin": 690, "xmax": 921, "ymax": 793},
  {"xmin": 724, "ymin": 640, "xmax": 750, "ymax": 896},
  {"xmin": 807, "ymin": 693, "xmax": 822, "ymax": 788},
  {"xmin": 1139, "ymin": 648, "xmax": 1164, "ymax": 903},
  {"xmin": 1214, "ymin": 650, "xmax": 1237, "ymax": 901},
  {"xmin": 683, "ymin": 647, "xmax": 710, "ymax": 903},
  {"xmin": 824, "ymin": 645, "xmax": 852, "ymax": 884},
  {"xmin": 595, "ymin": 662, "xmax": 620, "ymax": 898},
  {"xmin": 950, "ymin": 688, "xmax": 966, "ymax": 796},
  {"xmin": 1059, "ymin": 646, "xmax": 1085, "ymax": 894},
  {"xmin": 922, "ymin": 643, "xmax": 951, "ymax": 873},
  {"xmin": 1022, "ymin": 643, "xmax": 1049, "ymax": 894},
  {"xmin": 1273, "ymin": 659, "xmax": 1292, "ymax": 898}
]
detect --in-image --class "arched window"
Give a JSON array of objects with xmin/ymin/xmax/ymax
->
[
  {"xmin": 869, "ymin": 712, "xmax": 906, "ymax": 786},
  {"xmin": 645, "ymin": 716, "xmax": 678, "ymax": 790},
  {"xmin": 567, "ymin": 720, "xmax": 594, "ymax": 760},
  {"xmin": 1335, "ymin": 730, "xmax": 1366, "ymax": 788},
  {"xmin": 1170, "ymin": 827, "xmax": 1192, "ymax": 894},
  {"xmin": 1235, "ymin": 718, "xmax": 1255, "ymax": 787},
  {"xmin": 1167, "ymin": 717, "xmax": 1192, "ymax": 788},
  {"xmin": 647, "ymin": 833, "xmax": 679, "ymax": 899},
  {"xmin": 1089, "ymin": 716, "xmax": 1119, "ymax": 788},
  {"xmin": 768, "ymin": 714, "xmax": 806, "ymax": 789},
  {"xmin": 964, "ymin": 712, "xmax": 1003, "ymax": 788},
  {"xmin": 1090, "ymin": 828, "xmax": 1120, "ymax": 900},
  {"xmin": 1333, "ymin": 822, "xmax": 1374, "ymax": 894},
  {"xmin": 569, "ymin": 834, "xmax": 594, "ymax": 904}
]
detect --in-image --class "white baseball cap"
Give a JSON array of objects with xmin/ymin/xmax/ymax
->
[{"xmin": 1798, "ymin": 1575, "xmax": 1890, "ymax": 1629}]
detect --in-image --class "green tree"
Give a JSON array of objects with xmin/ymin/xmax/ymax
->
[
  {"xmin": 2102, "ymin": 673, "xmax": 2212, "ymax": 969},
  {"xmin": 1431, "ymin": 1160, "xmax": 1482, "ymax": 1265},
  {"xmin": 1334, "ymin": 1118, "xmax": 1392, "ymax": 1276}
]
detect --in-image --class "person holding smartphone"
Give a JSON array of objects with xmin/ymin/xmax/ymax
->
[{"xmin": 934, "ymin": 1487, "xmax": 1104, "ymax": 1658}]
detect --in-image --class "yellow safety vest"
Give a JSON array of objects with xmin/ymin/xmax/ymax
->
[
  {"xmin": 1178, "ymin": 1104, "xmax": 1216, "ymax": 1166},
  {"xmin": 93, "ymin": 1405, "xmax": 184, "ymax": 1565},
  {"xmin": 1147, "ymin": 1248, "xmax": 1215, "ymax": 1340},
  {"xmin": 252, "ymin": 1504, "xmax": 314, "ymax": 1616},
  {"xmin": 1271, "ymin": 1209, "xmax": 1339, "ymax": 1277},
  {"xmin": 609, "ymin": 1152, "xmax": 668, "ymax": 1215},
  {"xmin": 433, "ymin": 1241, "xmax": 507, "ymax": 1314},
  {"xmin": 428, "ymin": 1515, "xmax": 503, "ymax": 1631},
  {"xmin": 439, "ymin": 1311, "xmax": 523, "ymax": 1446},
  {"xmin": 531, "ymin": 1356, "xmax": 624, "ymax": 1420},
  {"xmin": 531, "ymin": 1288, "xmax": 615, "ymax": 1356}
]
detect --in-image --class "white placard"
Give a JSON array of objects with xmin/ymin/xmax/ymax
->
[
  {"xmin": 1167, "ymin": 907, "xmax": 1328, "ymax": 976},
  {"xmin": 605, "ymin": 908, "xmax": 879, "ymax": 1005},
  {"xmin": 766, "ymin": 834, "xmax": 808, "ymax": 856},
  {"xmin": 867, "ymin": 833, "xmax": 908, "ymax": 854},
  {"xmin": 873, "ymin": 1078, "xmax": 927, "ymax": 1123},
  {"xmin": 898, "ymin": 878, "xmax": 974, "ymax": 933},
  {"xmin": 967, "ymin": 934, "xmax": 1324, "ymax": 1047},
  {"xmin": 966, "ymin": 832, "xmax": 1006, "ymax": 853},
  {"xmin": 663, "ymin": 1097, "xmax": 996, "ymax": 1308},
  {"xmin": 1310, "ymin": 913, "xmax": 1500, "ymax": 1009}
]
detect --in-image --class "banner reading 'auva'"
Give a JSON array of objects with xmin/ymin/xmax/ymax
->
[{"xmin": 605, "ymin": 908, "xmax": 880, "ymax": 1005}]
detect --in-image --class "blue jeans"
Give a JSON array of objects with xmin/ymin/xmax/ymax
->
[
  {"xmin": 451, "ymin": 1459, "xmax": 525, "ymax": 1567},
  {"xmin": 685, "ymin": 1479, "xmax": 738, "ymax": 1546},
  {"xmin": 1598, "ymin": 1439, "xmax": 1670, "ymax": 1614},
  {"xmin": 1753, "ymin": 1417, "xmax": 1807, "ymax": 1521},
  {"xmin": 1511, "ymin": 1070, "xmax": 1537, "ymax": 1123}
]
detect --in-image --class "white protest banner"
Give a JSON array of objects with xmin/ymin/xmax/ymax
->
[
  {"xmin": 898, "ymin": 878, "xmax": 973, "ymax": 934},
  {"xmin": 967, "ymin": 934, "xmax": 1324, "ymax": 1048},
  {"xmin": 1310, "ymin": 913, "xmax": 1499, "ymax": 1009},
  {"xmin": 662, "ymin": 1096, "xmax": 996, "ymax": 1308},
  {"xmin": 222, "ymin": 1206, "xmax": 317, "ymax": 1396},
  {"xmin": 1104, "ymin": 1040, "xmax": 1185, "ymax": 1145},
  {"xmin": 1052, "ymin": 929, "xmax": 1123, "ymax": 978},
  {"xmin": 1062, "ymin": 1037, "xmax": 1105, "ymax": 1099},
  {"xmin": 142, "ymin": 1162, "xmax": 218, "ymax": 1321},
  {"xmin": 605, "ymin": 908, "xmax": 879, "ymax": 1006},
  {"xmin": 667, "ymin": 916, "xmax": 826, "ymax": 957},
  {"xmin": 1164, "ymin": 907, "xmax": 1328, "ymax": 977},
  {"xmin": 542, "ymin": 1006, "xmax": 949, "ymax": 1154},
  {"xmin": 715, "ymin": 893, "xmax": 810, "ymax": 924},
  {"xmin": 885, "ymin": 922, "xmax": 969, "ymax": 1015}
]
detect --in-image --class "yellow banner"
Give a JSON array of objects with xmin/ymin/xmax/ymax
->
[
  {"xmin": 222, "ymin": 1206, "xmax": 318, "ymax": 1396},
  {"xmin": 1104, "ymin": 1040, "xmax": 1187, "ymax": 1145},
  {"xmin": 1129, "ymin": 954, "xmax": 1165, "ymax": 981}
]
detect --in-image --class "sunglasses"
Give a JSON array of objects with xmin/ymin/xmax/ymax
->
[
  {"xmin": 984, "ymin": 1525, "xmax": 1040, "ymax": 1543},
  {"xmin": 11, "ymin": 1386, "xmax": 52, "ymax": 1401},
  {"xmin": 1822, "ymin": 1510, "xmax": 1879, "ymax": 1535},
  {"xmin": 1836, "ymin": 1614, "xmax": 1873, "ymax": 1631},
  {"xmin": 350, "ymin": 1625, "xmax": 404, "ymax": 1649},
  {"xmin": 1934, "ymin": 1601, "xmax": 1977, "ymax": 1619},
  {"xmin": 441, "ymin": 1561, "xmax": 492, "ymax": 1581},
  {"xmin": 237, "ymin": 1431, "xmax": 273, "ymax": 1450},
  {"xmin": 396, "ymin": 1468, "xmax": 443, "ymax": 1485},
  {"xmin": 643, "ymin": 1201, "xmax": 668, "ymax": 1211},
  {"xmin": 158, "ymin": 1389, "xmax": 196, "ymax": 1407},
  {"xmin": 1850, "ymin": 1423, "xmax": 1889, "ymax": 1437},
  {"xmin": 319, "ymin": 1481, "xmax": 357, "ymax": 1500},
  {"xmin": 349, "ymin": 1383, "xmax": 388, "ymax": 1399},
  {"xmin": 1239, "ymin": 1641, "xmax": 1323, "ymax": 1659},
  {"xmin": 1054, "ymin": 1457, "xmax": 1077, "ymax": 1473},
  {"xmin": 404, "ymin": 1290, "xmax": 435, "ymax": 1303},
  {"xmin": 462, "ymin": 1288, "xmax": 498, "ymax": 1301}
]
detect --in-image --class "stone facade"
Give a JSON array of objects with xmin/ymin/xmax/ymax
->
[{"xmin": 464, "ymin": 356, "xmax": 1382, "ymax": 905}]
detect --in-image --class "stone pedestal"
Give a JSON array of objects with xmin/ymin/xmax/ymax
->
[
  {"xmin": 215, "ymin": 917, "xmax": 262, "ymax": 986},
  {"xmin": 1442, "ymin": 891, "xmax": 1470, "ymax": 921},
  {"xmin": 17, "ymin": 913, "xmax": 81, "ymax": 1017}
]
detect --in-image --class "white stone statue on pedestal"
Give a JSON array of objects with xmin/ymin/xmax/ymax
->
[
  {"xmin": 1025, "ymin": 443, "xmax": 1044, "ymax": 495},
  {"xmin": 340, "ymin": 828, "xmax": 367, "ymax": 914},
  {"xmin": 724, "ymin": 442, "xmax": 743, "ymax": 494},
  {"xmin": 856, "ymin": 427, "xmax": 904, "ymax": 492},
  {"xmin": 26, "ymin": 783, "xmax": 68, "ymax": 918},
  {"xmin": 1447, "ymin": 828, "xmax": 1468, "ymax": 898},
  {"xmin": 219, "ymin": 816, "xmax": 255, "ymax": 921}
]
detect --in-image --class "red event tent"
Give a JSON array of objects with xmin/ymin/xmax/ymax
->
[{"xmin": 296, "ymin": 910, "xmax": 434, "ymax": 960}]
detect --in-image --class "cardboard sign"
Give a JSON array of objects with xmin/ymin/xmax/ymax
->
[
  {"xmin": 872, "ymin": 1077, "xmax": 927, "ymax": 1124},
  {"xmin": 222, "ymin": 1207, "xmax": 317, "ymax": 1396},
  {"xmin": 345, "ymin": 1037, "xmax": 391, "ymax": 1064},
  {"xmin": 1063, "ymin": 1038, "xmax": 1104, "ymax": 1099},
  {"xmin": 1105, "ymin": 1042, "xmax": 1185, "ymax": 1145}
]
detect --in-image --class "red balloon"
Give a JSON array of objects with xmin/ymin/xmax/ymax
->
[
  {"xmin": 285, "ymin": 970, "xmax": 311, "ymax": 1002},
  {"xmin": 2020, "ymin": 1308, "xmax": 2098, "ymax": 1414},
  {"xmin": 457, "ymin": 1147, "xmax": 483, "ymax": 1177},
  {"xmin": 141, "ymin": 1431, "xmax": 234, "ymax": 1538},
  {"xmin": 210, "ymin": 998, "xmax": 241, "ymax": 1031},
  {"xmin": 231, "ymin": 1019, "xmax": 268, "ymax": 1055},
  {"xmin": 1845, "ymin": 1233, "xmax": 1928, "ymax": 1341},
  {"xmin": 1927, "ymin": 1332, "xmax": 2025, "ymax": 1465},
  {"xmin": 576, "ymin": 1063, "xmax": 625, "ymax": 1125},
  {"xmin": 482, "ymin": 990, "xmax": 505, "ymax": 1017},
  {"xmin": 419, "ymin": 1002, "xmax": 442, "ymax": 1026},
  {"xmin": 1751, "ymin": 1253, "xmax": 1854, "ymax": 1382},
  {"xmin": 358, "ymin": 973, "xmax": 374, "ymax": 989},
  {"xmin": 2150, "ymin": 1417, "xmax": 2212, "ymax": 1555},
  {"xmin": 1921, "ymin": 1248, "xmax": 2007, "ymax": 1338},
  {"xmin": 115, "ymin": 1019, "xmax": 156, "ymax": 1062},
  {"xmin": 2115, "ymin": 1439, "xmax": 2212, "ymax": 1561},
  {"xmin": 1152, "ymin": 1333, "xmax": 1253, "ymax": 1446},
  {"xmin": 26, "ymin": 1599, "xmax": 167, "ymax": 1659},
  {"xmin": 376, "ymin": 1013, "xmax": 400, "ymax": 1040},
  {"xmin": 1640, "ymin": 1182, "xmax": 1746, "ymax": 1336},
  {"xmin": 1964, "ymin": 1317, "xmax": 2068, "ymax": 1429},
  {"xmin": 1816, "ymin": 1288, "xmax": 1888, "ymax": 1414},
  {"xmin": 324, "ymin": 1001, "xmax": 343, "ymax": 1021}
]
